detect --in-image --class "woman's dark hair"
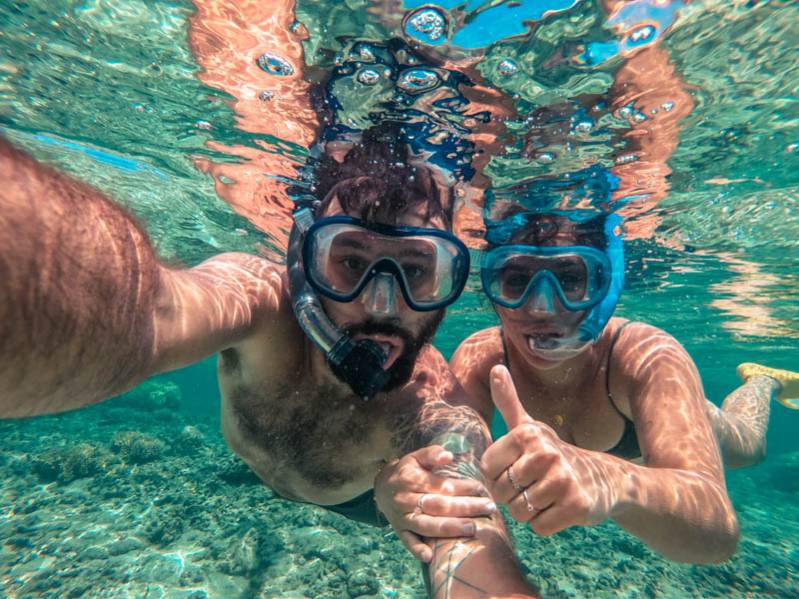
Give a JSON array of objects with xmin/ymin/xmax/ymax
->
[
  {"xmin": 311, "ymin": 121, "xmax": 453, "ymax": 228},
  {"xmin": 489, "ymin": 204, "xmax": 608, "ymax": 249}
]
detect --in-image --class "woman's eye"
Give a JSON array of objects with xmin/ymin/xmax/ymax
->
[
  {"xmin": 504, "ymin": 274, "xmax": 528, "ymax": 288},
  {"xmin": 405, "ymin": 266, "xmax": 425, "ymax": 280},
  {"xmin": 560, "ymin": 273, "xmax": 583, "ymax": 289}
]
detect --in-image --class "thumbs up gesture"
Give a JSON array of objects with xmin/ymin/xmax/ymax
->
[{"xmin": 480, "ymin": 365, "xmax": 614, "ymax": 535}]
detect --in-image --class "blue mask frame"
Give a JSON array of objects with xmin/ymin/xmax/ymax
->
[
  {"xmin": 481, "ymin": 244, "xmax": 612, "ymax": 311},
  {"xmin": 481, "ymin": 213, "xmax": 624, "ymax": 343}
]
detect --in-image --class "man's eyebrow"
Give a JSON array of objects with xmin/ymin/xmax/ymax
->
[{"xmin": 333, "ymin": 237, "xmax": 367, "ymax": 250}]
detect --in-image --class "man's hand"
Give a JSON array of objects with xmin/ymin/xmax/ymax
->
[
  {"xmin": 481, "ymin": 365, "xmax": 617, "ymax": 535},
  {"xmin": 374, "ymin": 445, "xmax": 497, "ymax": 562}
]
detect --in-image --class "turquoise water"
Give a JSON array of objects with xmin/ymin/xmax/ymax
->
[{"xmin": 1, "ymin": 0, "xmax": 798, "ymax": 597}]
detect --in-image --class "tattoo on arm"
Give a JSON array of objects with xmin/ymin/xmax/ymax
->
[
  {"xmin": 391, "ymin": 399, "xmax": 527, "ymax": 597},
  {"xmin": 393, "ymin": 399, "xmax": 489, "ymax": 482}
]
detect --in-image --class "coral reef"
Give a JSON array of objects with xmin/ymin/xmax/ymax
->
[
  {"xmin": 30, "ymin": 442, "xmax": 115, "ymax": 483},
  {"xmin": 111, "ymin": 431, "xmax": 166, "ymax": 464},
  {"xmin": 1, "ymin": 386, "xmax": 797, "ymax": 598}
]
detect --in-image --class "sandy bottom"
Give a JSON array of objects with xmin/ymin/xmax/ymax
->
[{"xmin": 1, "ymin": 387, "xmax": 797, "ymax": 598}]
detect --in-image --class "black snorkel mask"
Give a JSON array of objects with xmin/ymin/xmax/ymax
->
[{"xmin": 287, "ymin": 203, "xmax": 391, "ymax": 400}]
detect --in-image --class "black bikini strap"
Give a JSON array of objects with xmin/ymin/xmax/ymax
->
[
  {"xmin": 499, "ymin": 326, "xmax": 510, "ymax": 367},
  {"xmin": 606, "ymin": 320, "xmax": 636, "ymax": 415}
]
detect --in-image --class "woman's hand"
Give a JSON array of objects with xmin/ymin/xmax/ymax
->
[
  {"xmin": 374, "ymin": 445, "xmax": 497, "ymax": 562},
  {"xmin": 481, "ymin": 366, "xmax": 618, "ymax": 535}
]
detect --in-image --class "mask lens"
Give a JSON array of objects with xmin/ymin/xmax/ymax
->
[
  {"xmin": 305, "ymin": 219, "xmax": 467, "ymax": 308},
  {"xmin": 483, "ymin": 246, "xmax": 608, "ymax": 310}
]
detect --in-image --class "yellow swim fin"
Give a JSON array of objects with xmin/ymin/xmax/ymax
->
[{"xmin": 737, "ymin": 362, "xmax": 799, "ymax": 410}]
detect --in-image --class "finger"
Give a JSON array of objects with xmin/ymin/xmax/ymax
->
[
  {"xmin": 491, "ymin": 451, "xmax": 553, "ymax": 504},
  {"xmin": 490, "ymin": 365, "xmax": 534, "ymax": 430},
  {"xmin": 506, "ymin": 491, "xmax": 538, "ymax": 524},
  {"xmin": 398, "ymin": 530, "xmax": 432, "ymax": 562},
  {"xmin": 402, "ymin": 471, "xmax": 485, "ymax": 497},
  {"xmin": 523, "ymin": 478, "xmax": 561, "ymax": 515},
  {"xmin": 481, "ymin": 431, "xmax": 528, "ymax": 481},
  {"xmin": 529, "ymin": 503, "xmax": 580, "ymax": 537},
  {"xmin": 420, "ymin": 493, "xmax": 497, "ymax": 518},
  {"xmin": 405, "ymin": 513, "xmax": 477, "ymax": 538},
  {"xmin": 412, "ymin": 445, "xmax": 454, "ymax": 471}
]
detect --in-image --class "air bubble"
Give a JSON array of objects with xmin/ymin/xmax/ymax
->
[
  {"xmin": 256, "ymin": 52, "xmax": 294, "ymax": 76},
  {"xmin": 615, "ymin": 153, "xmax": 638, "ymax": 165},
  {"xmin": 629, "ymin": 24, "xmax": 656, "ymax": 45},
  {"xmin": 358, "ymin": 45, "xmax": 376, "ymax": 62},
  {"xmin": 356, "ymin": 68, "xmax": 381, "ymax": 86},
  {"xmin": 497, "ymin": 59, "xmax": 519, "ymax": 77},
  {"xmin": 573, "ymin": 119, "xmax": 594, "ymax": 134},
  {"xmin": 537, "ymin": 152, "xmax": 555, "ymax": 163},
  {"xmin": 397, "ymin": 68, "xmax": 440, "ymax": 93}
]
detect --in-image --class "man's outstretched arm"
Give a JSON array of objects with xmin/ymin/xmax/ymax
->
[{"xmin": 0, "ymin": 138, "xmax": 279, "ymax": 418}]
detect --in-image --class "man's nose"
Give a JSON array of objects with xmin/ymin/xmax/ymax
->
[
  {"xmin": 524, "ymin": 278, "xmax": 557, "ymax": 315},
  {"xmin": 362, "ymin": 272, "xmax": 399, "ymax": 316}
]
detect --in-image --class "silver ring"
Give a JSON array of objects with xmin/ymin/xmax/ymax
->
[
  {"xmin": 522, "ymin": 488, "xmax": 536, "ymax": 512},
  {"xmin": 507, "ymin": 466, "xmax": 523, "ymax": 492},
  {"xmin": 416, "ymin": 493, "xmax": 427, "ymax": 513}
]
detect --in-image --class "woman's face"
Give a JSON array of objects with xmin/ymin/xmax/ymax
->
[{"xmin": 493, "ymin": 217, "xmax": 600, "ymax": 368}]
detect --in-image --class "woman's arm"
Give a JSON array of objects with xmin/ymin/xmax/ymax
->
[
  {"xmin": 483, "ymin": 340, "xmax": 738, "ymax": 565},
  {"xmin": 608, "ymin": 324, "xmax": 739, "ymax": 562},
  {"xmin": 0, "ymin": 138, "xmax": 281, "ymax": 417}
]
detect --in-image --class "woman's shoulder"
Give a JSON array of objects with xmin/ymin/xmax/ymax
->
[
  {"xmin": 604, "ymin": 317, "xmax": 695, "ymax": 388},
  {"xmin": 604, "ymin": 318, "xmax": 682, "ymax": 348}
]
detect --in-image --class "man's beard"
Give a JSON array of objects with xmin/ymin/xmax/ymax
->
[{"xmin": 331, "ymin": 311, "xmax": 445, "ymax": 393}]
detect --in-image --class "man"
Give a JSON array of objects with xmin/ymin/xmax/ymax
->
[{"xmin": 0, "ymin": 123, "xmax": 537, "ymax": 598}]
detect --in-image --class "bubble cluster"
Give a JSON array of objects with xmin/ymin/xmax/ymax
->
[
  {"xmin": 256, "ymin": 52, "xmax": 294, "ymax": 76},
  {"xmin": 405, "ymin": 8, "xmax": 447, "ymax": 44}
]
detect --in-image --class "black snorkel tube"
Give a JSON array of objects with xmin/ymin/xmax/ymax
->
[{"xmin": 288, "ymin": 205, "xmax": 391, "ymax": 400}]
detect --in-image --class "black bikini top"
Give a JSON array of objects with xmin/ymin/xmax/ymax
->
[{"xmin": 499, "ymin": 320, "xmax": 641, "ymax": 460}]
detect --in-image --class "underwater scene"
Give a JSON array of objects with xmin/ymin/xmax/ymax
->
[{"xmin": 1, "ymin": 0, "xmax": 798, "ymax": 597}]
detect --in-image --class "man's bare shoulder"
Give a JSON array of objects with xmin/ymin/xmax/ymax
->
[{"xmin": 451, "ymin": 327, "xmax": 505, "ymax": 378}]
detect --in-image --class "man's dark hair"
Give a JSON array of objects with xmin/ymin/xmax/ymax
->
[{"xmin": 311, "ymin": 121, "xmax": 453, "ymax": 228}]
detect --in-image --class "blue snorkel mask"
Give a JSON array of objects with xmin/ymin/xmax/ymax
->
[{"xmin": 481, "ymin": 213, "xmax": 624, "ymax": 354}]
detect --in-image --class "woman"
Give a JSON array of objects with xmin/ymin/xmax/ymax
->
[{"xmin": 448, "ymin": 210, "xmax": 797, "ymax": 563}]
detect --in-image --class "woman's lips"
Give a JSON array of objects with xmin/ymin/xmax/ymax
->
[{"xmin": 526, "ymin": 332, "xmax": 563, "ymax": 351}]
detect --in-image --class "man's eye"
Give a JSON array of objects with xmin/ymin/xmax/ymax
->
[{"xmin": 341, "ymin": 257, "xmax": 365, "ymax": 271}]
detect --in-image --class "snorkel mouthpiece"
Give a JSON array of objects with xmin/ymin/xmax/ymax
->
[
  {"xmin": 289, "ymin": 206, "xmax": 391, "ymax": 400},
  {"xmin": 328, "ymin": 337, "xmax": 391, "ymax": 399}
]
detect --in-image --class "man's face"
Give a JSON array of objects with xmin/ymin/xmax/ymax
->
[{"xmin": 318, "ymin": 193, "xmax": 448, "ymax": 391}]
